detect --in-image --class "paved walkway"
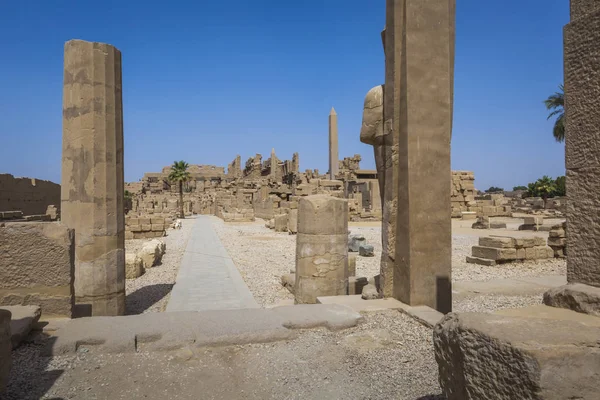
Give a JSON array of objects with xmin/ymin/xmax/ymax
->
[{"xmin": 166, "ymin": 216, "xmax": 259, "ymax": 312}]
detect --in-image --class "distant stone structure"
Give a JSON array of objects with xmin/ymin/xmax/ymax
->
[
  {"xmin": 61, "ymin": 39, "xmax": 125, "ymax": 317},
  {"xmin": 0, "ymin": 174, "xmax": 60, "ymax": 216},
  {"xmin": 295, "ymin": 195, "xmax": 348, "ymax": 304}
]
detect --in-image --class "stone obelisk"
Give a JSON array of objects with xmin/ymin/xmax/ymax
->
[
  {"xmin": 61, "ymin": 39, "xmax": 126, "ymax": 316},
  {"xmin": 388, "ymin": 0, "xmax": 455, "ymax": 313},
  {"xmin": 328, "ymin": 108, "xmax": 339, "ymax": 180}
]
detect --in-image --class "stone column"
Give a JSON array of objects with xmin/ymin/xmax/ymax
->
[
  {"xmin": 389, "ymin": 0, "xmax": 454, "ymax": 313},
  {"xmin": 295, "ymin": 195, "xmax": 348, "ymax": 304},
  {"xmin": 544, "ymin": 0, "xmax": 600, "ymax": 314},
  {"xmin": 328, "ymin": 107, "xmax": 339, "ymax": 180},
  {"xmin": 61, "ymin": 39, "xmax": 125, "ymax": 316}
]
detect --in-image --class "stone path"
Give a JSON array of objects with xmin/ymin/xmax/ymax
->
[{"xmin": 166, "ymin": 216, "xmax": 259, "ymax": 312}]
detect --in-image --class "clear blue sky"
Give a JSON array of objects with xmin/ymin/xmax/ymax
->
[{"xmin": 0, "ymin": 0, "xmax": 568, "ymax": 191}]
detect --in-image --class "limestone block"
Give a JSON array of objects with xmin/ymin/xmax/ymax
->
[
  {"xmin": 359, "ymin": 245, "xmax": 375, "ymax": 257},
  {"xmin": 433, "ymin": 311, "xmax": 600, "ymax": 400},
  {"xmin": 125, "ymin": 253, "xmax": 144, "ymax": 279},
  {"xmin": 544, "ymin": 283, "xmax": 600, "ymax": 317},
  {"xmin": 151, "ymin": 224, "xmax": 164, "ymax": 232},
  {"xmin": 348, "ymin": 276, "xmax": 368, "ymax": 296},
  {"xmin": 125, "ymin": 231, "xmax": 133, "ymax": 240},
  {"xmin": 4, "ymin": 305, "xmax": 41, "ymax": 349},
  {"xmin": 297, "ymin": 195, "xmax": 348, "ymax": 236},
  {"xmin": 461, "ymin": 212, "xmax": 477, "ymax": 220},
  {"xmin": 138, "ymin": 239, "xmax": 165, "ymax": 269},
  {"xmin": 129, "ymin": 225, "xmax": 142, "ymax": 232},
  {"xmin": 0, "ymin": 222, "xmax": 74, "ymax": 317},
  {"xmin": 150, "ymin": 217, "xmax": 165, "ymax": 225},
  {"xmin": 478, "ymin": 236, "xmax": 514, "ymax": 249},
  {"xmin": 141, "ymin": 224, "xmax": 152, "ymax": 231},
  {"xmin": 287, "ymin": 209, "xmax": 298, "ymax": 234},
  {"xmin": 274, "ymin": 214, "xmax": 288, "ymax": 232},
  {"xmin": 128, "ymin": 218, "xmax": 139, "ymax": 226},
  {"xmin": 465, "ymin": 256, "xmax": 496, "ymax": 266},
  {"xmin": 549, "ymin": 229, "xmax": 566, "ymax": 238},
  {"xmin": 348, "ymin": 253, "xmax": 357, "ymax": 277},
  {"xmin": 0, "ymin": 309, "xmax": 10, "ymax": 395},
  {"xmin": 138, "ymin": 218, "xmax": 151, "ymax": 225},
  {"xmin": 348, "ymin": 234, "xmax": 367, "ymax": 252},
  {"xmin": 471, "ymin": 246, "xmax": 517, "ymax": 261},
  {"xmin": 513, "ymin": 237, "xmax": 537, "ymax": 248},
  {"xmin": 524, "ymin": 216, "xmax": 543, "ymax": 226}
]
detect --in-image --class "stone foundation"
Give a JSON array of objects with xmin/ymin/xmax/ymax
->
[{"xmin": 466, "ymin": 235, "xmax": 552, "ymax": 266}]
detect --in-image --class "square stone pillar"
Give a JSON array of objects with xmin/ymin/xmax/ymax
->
[
  {"xmin": 61, "ymin": 39, "xmax": 126, "ymax": 316},
  {"xmin": 544, "ymin": 0, "xmax": 600, "ymax": 314},
  {"xmin": 388, "ymin": 0, "xmax": 455, "ymax": 313}
]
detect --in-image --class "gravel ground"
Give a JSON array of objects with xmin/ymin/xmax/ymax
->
[
  {"xmin": 5, "ymin": 311, "xmax": 442, "ymax": 400},
  {"xmin": 214, "ymin": 218, "xmax": 566, "ymax": 308},
  {"xmin": 124, "ymin": 217, "xmax": 195, "ymax": 314}
]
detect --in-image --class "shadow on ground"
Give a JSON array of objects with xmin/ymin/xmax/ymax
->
[
  {"xmin": 5, "ymin": 333, "xmax": 64, "ymax": 400},
  {"xmin": 125, "ymin": 283, "xmax": 174, "ymax": 315}
]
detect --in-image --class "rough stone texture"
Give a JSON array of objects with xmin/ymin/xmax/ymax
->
[
  {"xmin": 0, "ymin": 309, "xmax": 10, "ymax": 395},
  {"xmin": 287, "ymin": 209, "xmax": 298, "ymax": 234},
  {"xmin": 62, "ymin": 39, "xmax": 125, "ymax": 317},
  {"xmin": 348, "ymin": 234, "xmax": 366, "ymax": 252},
  {"xmin": 361, "ymin": 284, "xmax": 379, "ymax": 300},
  {"xmin": 328, "ymin": 107, "xmax": 339, "ymax": 180},
  {"xmin": 295, "ymin": 195, "xmax": 348, "ymax": 304},
  {"xmin": 544, "ymin": 283, "xmax": 600, "ymax": 317},
  {"xmin": 0, "ymin": 222, "xmax": 74, "ymax": 317},
  {"xmin": 564, "ymin": 1, "xmax": 600, "ymax": 288},
  {"xmin": 433, "ymin": 311, "xmax": 600, "ymax": 400},
  {"xmin": 0, "ymin": 174, "xmax": 60, "ymax": 216}
]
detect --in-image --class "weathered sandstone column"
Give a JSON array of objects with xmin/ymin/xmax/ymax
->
[
  {"xmin": 61, "ymin": 39, "xmax": 125, "ymax": 316},
  {"xmin": 295, "ymin": 195, "xmax": 348, "ymax": 304},
  {"xmin": 389, "ymin": 0, "xmax": 454, "ymax": 312},
  {"xmin": 544, "ymin": 0, "xmax": 600, "ymax": 314},
  {"xmin": 328, "ymin": 108, "xmax": 339, "ymax": 180}
]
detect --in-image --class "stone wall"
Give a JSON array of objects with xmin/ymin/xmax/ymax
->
[
  {"xmin": 0, "ymin": 174, "xmax": 60, "ymax": 216},
  {"xmin": 450, "ymin": 171, "xmax": 475, "ymax": 217},
  {"xmin": 0, "ymin": 222, "xmax": 74, "ymax": 317},
  {"xmin": 125, "ymin": 216, "xmax": 170, "ymax": 239}
]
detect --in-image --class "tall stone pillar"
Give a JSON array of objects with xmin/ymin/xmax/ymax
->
[
  {"xmin": 328, "ymin": 108, "xmax": 339, "ymax": 180},
  {"xmin": 61, "ymin": 39, "xmax": 125, "ymax": 316},
  {"xmin": 295, "ymin": 195, "xmax": 348, "ymax": 304},
  {"xmin": 389, "ymin": 0, "xmax": 454, "ymax": 313},
  {"xmin": 544, "ymin": 0, "xmax": 600, "ymax": 314}
]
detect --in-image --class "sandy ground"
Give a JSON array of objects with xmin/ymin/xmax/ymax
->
[{"xmin": 213, "ymin": 217, "xmax": 566, "ymax": 310}]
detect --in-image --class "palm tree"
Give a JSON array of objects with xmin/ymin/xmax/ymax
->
[
  {"xmin": 168, "ymin": 161, "xmax": 191, "ymax": 218},
  {"xmin": 544, "ymin": 84, "xmax": 565, "ymax": 143}
]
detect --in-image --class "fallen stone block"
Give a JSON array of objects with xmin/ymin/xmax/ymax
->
[
  {"xmin": 125, "ymin": 253, "xmax": 144, "ymax": 279},
  {"xmin": 544, "ymin": 283, "xmax": 600, "ymax": 317},
  {"xmin": 138, "ymin": 239, "xmax": 166, "ymax": 269},
  {"xmin": 465, "ymin": 256, "xmax": 496, "ymax": 266},
  {"xmin": 471, "ymin": 246, "xmax": 516, "ymax": 261},
  {"xmin": 348, "ymin": 234, "xmax": 366, "ymax": 252},
  {"xmin": 361, "ymin": 284, "xmax": 379, "ymax": 300},
  {"xmin": 433, "ymin": 311, "xmax": 600, "ymax": 400},
  {"xmin": 358, "ymin": 244, "xmax": 374, "ymax": 257},
  {"xmin": 0, "ymin": 305, "xmax": 41, "ymax": 349},
  {"xmin": 348, "ymin": 277, "xmax": 368, "ymax": 296}
]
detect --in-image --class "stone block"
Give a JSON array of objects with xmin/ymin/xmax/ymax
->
[
  {"xmin": 2, "ymin": 305, "xmax": 41, "ymax": 349},
  {"xmin": 151, "ymin": 224, "xmax": 164, "ymax": 232},
  {"xmin": 548, "ymin": 237, "xmax": 567, "ymax": 247},
  {"xmin": 274, "ymin": 214, "xmax": 288, "ymax": 232},
  {"xmin": 549, "ymin": 229, "xmax": 566, "ymax": 238},
  {"xmin": 138, "ymin": 218, "xmax": 151, "ymax": 225},
  {"xmin": 361, "ymin": 284, "xmax": 379, "ymax": 300},
  {"xmin": 516, "ymin": 248, "xmax": 526, "ymax": 260},
  {"xmin": 348, "ymin": 276, "xmax": 368, "ymax": 296},
  {"xmin": 128, "ymin": 218, "xmax": 139, "ymax": 226},
  {"xmin": 125, "ymin": 231, "xmax": 134, "ymax": 240},
  {"xmin": 348, "ymin": 234, "xmax": 367, "ymax": 252},
  {"xmin": 461, "ymin": 211, "xmax": 477, "ymax": 220},
  {"xmin": 465, "ymin": 256, "xmax": 496, "ymax": 266},
  {"xmin": 478, "ymin": 236, "xmax": 514, "ymax": 249},
  {"xmin": 358, "ymin": 245, "xmax": 375, "ymax": 257},
  {"xmin": 287, "ymin": 209, "xmax": 298, "ymax": 234},
  {"xmin": 0, "ymin": 222, "xmax": 74, "ymax": 317},
  {"xmin": 125, "ymin": 253, "xmax": 144, "ymax": 280},
  {"xmin": 544, "ymin": 283, "xmax": 600, "ymax": 317},
  {"xmin": 471, "ymin": 246, "xmax": 517, "ymax": 261},
  {"xmin": 141, "ymin": 224, "xmax": 152, "ymax": 232},
  {"xmin": 129, "ymin": 225, "xmax": 142, "ymax": 233},
  {"xmin": 524, "ymin": 216, "xmax": 543, "ymax": 225},
  {"xmin": 433, "ymin": 311, "xmax": 600, "ymax": 400},
  {"xmin": 512, "ymin": 237, "xmax": 537, "ymax": 248},
  {"xmin": 297, "ymin": 195, "xmax": 348, "ymax": 236},
  {"xmin": 150, "ymin": 218, "xmax": 165, "ymax": 225}
]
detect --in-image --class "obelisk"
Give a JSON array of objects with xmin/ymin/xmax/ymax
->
[
  {"xmin": 328, "ymin": 108, "xmax": 339, "ymax": 180},
  {"xmin": 61, "ymin": 39, "xmax": 126, "ymax": 316}
]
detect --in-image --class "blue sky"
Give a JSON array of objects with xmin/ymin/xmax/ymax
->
[{"xmin": 0, "ymin": 0, "xmax": 568, "ymax": 190}]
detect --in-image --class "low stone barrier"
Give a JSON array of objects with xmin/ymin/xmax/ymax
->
[
  {"xmin": 466, "ymin": 235, "xmax": 553, "ymax": 266},
  {"xmin": 125, "ymin": 217, "xmax": 170, "ymax": 239}
]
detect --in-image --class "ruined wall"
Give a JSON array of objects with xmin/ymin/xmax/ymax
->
[
  {"xmin": 0, "ymin": 174, "xmax": 60, "ymax": 216},
  {"xmin": 0, "ymin": 222, "xmax": 74, "ymax": 317},
  {"xmin": 451, "ymin": 171, "xmax": 476, "ymax": 217}
]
